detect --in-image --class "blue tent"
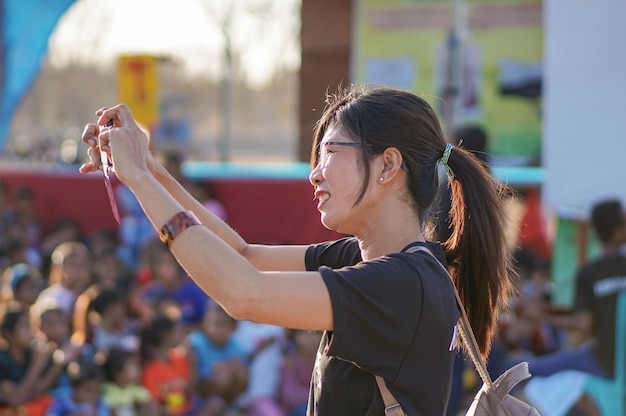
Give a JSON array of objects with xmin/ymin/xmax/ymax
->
[{"xmin": 0, "ymin": 0, "xmax": 76, "ymax": 153}]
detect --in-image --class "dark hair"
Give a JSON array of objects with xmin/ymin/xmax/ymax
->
[
  {"xmin": 311, "ymin": 85, "xmax": 514, "ymax": 357},
  {"xmin": 0, "ymin": 304, "xmax": 28, "ymax": 339},
  {"xmin": 591, "ymin": 199, "xmax": 624, "ymax": 243},
  {"xmin": 206, "ymin": 301, "xmax": 237, "ymax": 327},
  {"xmin": 139, "ymin": 314, "xmax": 175, "ymax": 361},
  {"xmin": 67, "ymin": 356, "xmax": 104, "ymax": 387},
  {"xmin": 89, "ymin": 289, "xmax": 123, "ymax": 317},
  {"xmin": 102, "ymin": 347, "xmax": 133, "ymax": 382},
  {"xmin": 451, "ymin": 124, "xmax": 489, "ymax": 165}
]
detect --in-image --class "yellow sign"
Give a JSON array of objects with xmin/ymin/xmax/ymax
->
[{"xmin": 117, "ymin": 55, "xmax": 159, "ymax": 126}]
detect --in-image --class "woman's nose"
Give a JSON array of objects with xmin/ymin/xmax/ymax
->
[{"xmin": 309, "ymin": 163, "xmax": 322, "ymax": 186}]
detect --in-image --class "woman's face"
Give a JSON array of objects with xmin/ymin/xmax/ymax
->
[{"xmin": 309, "ymin": 126, "xmax": 375, "ymax": 234}]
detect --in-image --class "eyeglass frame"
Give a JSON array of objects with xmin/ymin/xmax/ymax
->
[{"xmin": 316, "ymin": 141, "xmax": 409, "ymax": 172}]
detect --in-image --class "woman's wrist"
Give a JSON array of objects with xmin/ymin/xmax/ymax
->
[{"xmin": 123, "ymin": 169, "xmax": 155, "ymax": 189}]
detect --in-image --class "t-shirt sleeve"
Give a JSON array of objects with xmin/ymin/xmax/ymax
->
[
  {"xmin": 305, "ymin": 237, "xmax": 362, "ymax": 271},
  {"xmin": 319, "ymin": 255, "xmax": 423, "ymax": 377}
]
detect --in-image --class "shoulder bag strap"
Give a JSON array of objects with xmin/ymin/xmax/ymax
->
[
  {"xmin": 374, "ymin": 244, "xmax": 494, "ymax": 414},
  {"xmin": 404, "ymin": 245, "xmax": 493, "ymax": 389},
  {"xmin": 375, "ymin": 375, "xmax": 406, "ymax": 416}
]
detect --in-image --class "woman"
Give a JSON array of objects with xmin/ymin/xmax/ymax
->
[{"xmin": 80, "ymin": 85, "xmax": 513, "ymax": 415}]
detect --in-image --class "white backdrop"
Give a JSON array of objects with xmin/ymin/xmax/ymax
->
[{"xmin": 544, "ymin": 0, "xmax": 626, "ymax": 217}]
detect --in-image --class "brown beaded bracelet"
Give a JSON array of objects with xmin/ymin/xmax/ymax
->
[{"xmin": 159, "ymin": 210, "xmax": 201, "ymax": 248}]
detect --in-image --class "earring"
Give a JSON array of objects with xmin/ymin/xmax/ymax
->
[{"xmin": 379, "ymin": 177, "xmax": 384, "ymax": 182}]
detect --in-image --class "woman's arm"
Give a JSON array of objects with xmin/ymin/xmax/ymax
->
[
  {"xmin": 150, "ymin": 162, "xmax": 309, "ymax": 273},
  {"xmin": 124, "ymin": 171, "xmax": 332, "ymax": 330},
  {"xmin": 89, "ymin": 105, "xmax": 333, "ymax": 331}
]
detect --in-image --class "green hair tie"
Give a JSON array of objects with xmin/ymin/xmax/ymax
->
[{"xmin": 437, "ymin": 143, "xmax": 455, "ymax": 180}]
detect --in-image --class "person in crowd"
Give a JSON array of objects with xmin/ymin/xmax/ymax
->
[
  {"xmin": 45, "ymin": 356, "xmax": 110, "ymax": 416},
  {"xmin": 187, "ymin": 301, "xmax": 247, "ymax": 414},
  {"xmin": 1, "ymin": 263, "xmax": 43, "ymax": 308},
  {"xmin": 140, "ymin": 238, "xmax": 209, "ymax": 329},
  {"xmin": 521, "ymin": 198, "xmax": 626, "ymax": 378},
  {"xmin": 37, "ymin": 241, "xmax": 92, "ymax": 317},
  {"xmin": 231, "ymin": 320, "xmax": 285, "ymax": 416},
  {"xmin": 139, "ymin": 313, "xmax": 196, "ymax": 415},
  {"xmin": 31, "ymin": 301, "xmax": 94, "ymax": 400},
  {"xmin": 278, "ymin": 329, "xmax": 322, "ymax": 416},
  {"xmin": 88, "ymin": 289, "xmax": 140, "ymax": 353},
  {"xmin": 101, "ymin": 347, "xmax": 157, "ymax": 416},
  {"xmin": 72, "ymin": 246, "xmax": 149, "ymax": 347},
  {"xmin": 80, "ymin": 85, "xmax": 514, "ymax": 415},
  {"xmin": 0, "ymin": 303, "xmax": 59, "ymax": 413},
  {"xmin": 39, "ymin": 218, "xmax": 84, "ymax": 278}
]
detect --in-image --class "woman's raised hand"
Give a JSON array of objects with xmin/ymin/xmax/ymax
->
[{"xmin": 80, "ymin": 104, "xmax": 154, "ymax": 186}]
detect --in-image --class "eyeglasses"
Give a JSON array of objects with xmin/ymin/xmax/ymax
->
[
  {"xmin": 101, "ymin": 120, "xmax": 121, "ymax": 224},
  {"xmin": 317, "ymin": 141, "xmax": 410, "ymax": 173},
  {"xmin": 317, "ymin": 141, "xmax": 373, "ymax": 167}
]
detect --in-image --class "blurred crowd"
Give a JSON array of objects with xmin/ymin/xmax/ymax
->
[
  {"xmin": 0, "ymin": 170, "xmax": 321, "ymax": 416},
  {"xmin": 1, "ymin": 138, "xmax": 608, "ymax": 415}
]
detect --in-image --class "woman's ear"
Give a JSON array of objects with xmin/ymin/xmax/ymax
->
[{"xmin": 379, "ymin": 147, "xmax": 405, "ymax": 181}]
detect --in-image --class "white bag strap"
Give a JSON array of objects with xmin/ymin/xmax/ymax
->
[{"xmin": 375, "ymin": 375, "xmax": 406, "ymax": 416}]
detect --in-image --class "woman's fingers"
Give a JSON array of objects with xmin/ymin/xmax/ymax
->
[
  {"xmin": 81, "ymin": 123, "xmax": 99, "ymax": 147},
  {"xmin": 97, "ymin": 104, "xmax": 136, "ymax": 129},
  {"xmin": 78, "ymin": 145, "xmax": 103, "ymax": 174}
]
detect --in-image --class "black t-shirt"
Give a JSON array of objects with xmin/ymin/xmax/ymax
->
[
  {"xmin": 305, "ymin": 237, "xmax": 458, "ymax": 416},
  {"xmin": 575, "ymin": 252, "xmax": 626, "ymax": 376}
]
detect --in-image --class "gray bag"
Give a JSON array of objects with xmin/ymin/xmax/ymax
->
[{"xmin": 375, "ymin": 246, "xmax": 541, "ymax": 416}]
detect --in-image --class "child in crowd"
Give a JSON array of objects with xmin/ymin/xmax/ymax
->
[
  {"xmin": 140, "ymin": 238, "xmax": 209, "ymax": 329},
  {"xmin": 31, "ymin": 301, "xmax": 94, "ymax": 400},
  {"xmin": 101, "ymin": 347, "xmax": 156, "ymax": 416},
  {"xmin": 0, "ymin": 303, "xmax": 57, "ymax": 414},
  {"xmin": 187, "ymin": 302, "xmax": 247, "ymax": 413},
  {"xmin": 278, "ymin": 330, "xmax": 322, "ymax": 416},
  {"xmin": 1, "ymin": 263, "xmax": 43, "ymax": 308},
  {"xmin": 89, "ymin": 248, "xmax": 153, "ymax": 329},
  {"xmin": 232, "ymin": 321, "xmax": 286, "ymax": 416},
  {"xmin": 37, "ymin": 241, "xmax": 92, "ymax": 316},
  {"xmin": 45, "ymin": 357, "xmax": 110, "ymax": 416},
  {"xmin": 89, "ymin": 289, "xmax": 140, "ymax": 353},
  {"xmin": 39, "ymin": 218, "xmax": 84, "ymax": 278},
  {"xmin": 139, "ymin": 313, "xmax": 196, "ymax": 415}
]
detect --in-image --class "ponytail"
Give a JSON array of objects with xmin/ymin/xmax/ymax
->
[{"xmin": 439, "ymin": 147, "xmax": 515, "ymax": 358}]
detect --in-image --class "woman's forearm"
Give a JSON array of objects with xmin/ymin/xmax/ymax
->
[
  {"xmin": 125, "ymin": 171, "xmax": 260, "ymax": 316},
  {"xmin": 151, "ymin": 162, "xmax": 249, "ymax": 253}
]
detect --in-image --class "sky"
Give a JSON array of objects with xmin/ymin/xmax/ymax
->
[{"xmin": 46, "ymin": 0, "xmax": 301, "ymax": 87}]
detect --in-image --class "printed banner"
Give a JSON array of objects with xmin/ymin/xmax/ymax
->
[
  {"xmin": 117, "ymin": 55, "xmax": 160, "ymax": 127},
  {"xmin": 352, "ymin": 0, "xmax": 543, "ymax": 160}
]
